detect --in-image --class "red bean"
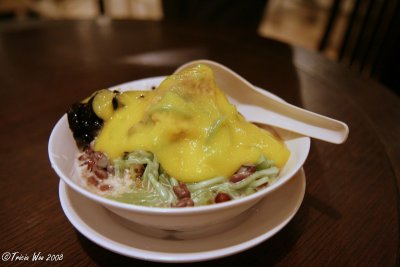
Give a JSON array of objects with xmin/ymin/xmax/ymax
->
[
  {"xmin": 86, "ymin": 159, "xmax": 96, "ymax": 171},
  {"xmin": 78, "ymin": 154, "xmax": 88, "ymax": 161},
  {"xmin": 99, "ymin": 184, "xmax": 112, "ymax": 191},
  {"xmin": 215, "ymin": 192, "xmax": 232, "ymax": 203},
  {"xmin": 172, "ymin": 197, "xmax": 194, "ymax": 207},
  {"xmin": 94, "ymin": 168, "xmax": 108, "ymax": 179},
  {"xmin": 87, "ymin": 176, "xmax": 98, "ymax": 186},
  {"xmin": 173, "ymin": 182, "xmax": 191, "ymax": 199},
  {"xmin": 230, "ymin": 164, "xmax": 257, "ymax": 183},
  {"xmin": 134, "ymin": 165, "xmax": 145, "ymax": 179}
]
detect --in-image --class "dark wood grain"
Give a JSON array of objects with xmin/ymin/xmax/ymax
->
[{"xmin": 0, "ymin": 20, "xmax": 399, "ymax": 266}]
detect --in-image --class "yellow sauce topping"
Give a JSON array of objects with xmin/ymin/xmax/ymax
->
[{"xmin": 93, "ymin": 65, "xmax": 290, "ymax": 182}]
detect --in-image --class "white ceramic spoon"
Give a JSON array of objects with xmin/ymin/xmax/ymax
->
[{"xmin": 175, "ymin": 59, "xmax": 349, "ymax": 144}]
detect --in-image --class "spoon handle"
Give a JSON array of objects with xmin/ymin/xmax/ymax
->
[
  {"xmin": 175, "ymin": 59, "xmax": 349, "ymax": 144},
  {"xmin": 237, "ymin": 103, "xmax": 348, "ymax": 144}
]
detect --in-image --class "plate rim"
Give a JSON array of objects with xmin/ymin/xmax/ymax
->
[{"xmin": 58, "ymin": 169, "xmax": 306, "ymax": 263}]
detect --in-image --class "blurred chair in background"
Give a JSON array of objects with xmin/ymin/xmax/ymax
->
[
  {"xmin": 318, "ymin": 0, "xmax": 400, "ymax": 94},
  {"xmin": 4, "ymin": 0, "xmax": 396, "ymax": 92},
  {"xmin": 0, "ymin": 0, "xmax": 36, "ymax": 20},
  {"xmin": 161, "ymin": 0, "xmax": 269, "ymax": 32},
  {"xmin": 0, "ymin": 0, "xmax": 99, "ymax": 19},
  {"xmin": 100, "ymin": 0, "xmax": 162, "ymax": 20}
]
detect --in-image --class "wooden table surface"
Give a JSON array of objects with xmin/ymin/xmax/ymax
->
[{"xmin": 1, "ymin": 20, "xmax": 399, "ymax": 266}]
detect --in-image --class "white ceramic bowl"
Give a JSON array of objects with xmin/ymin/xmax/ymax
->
[{"xmin": 48, "ymin": 76, "xmax": 310, "ymax": 232}]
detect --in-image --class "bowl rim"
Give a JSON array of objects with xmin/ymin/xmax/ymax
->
[{"xmin": 48, "ymin": 76, "xmax": 310, "ymax": 215}]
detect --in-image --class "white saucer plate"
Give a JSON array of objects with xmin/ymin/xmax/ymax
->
[{"xmin": 59, "ymin": 168, "xmax": 306, "ymax": 263}]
